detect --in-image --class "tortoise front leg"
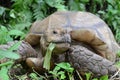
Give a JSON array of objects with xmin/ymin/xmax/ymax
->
[
  {"xmin": 67, "ymin": 45, "xmax": 118, "ymax": 77},
  {"xmin": 26, "ymin": 57, "xmax": 45, "ymax": 72},
  {"xmin": 0, "ymin": 41, "xmax": 45, "ymax": 72},
  {"xmin": 0, "ymin": 41, "xmax": 38, "ymax": 63},
  {"xmin": 70, "ymin": 29, "xmax": 116, "ymax": 62},
  {"xmin": 25, "ymin": 33, "xmax": 41, "ymax": 46}
]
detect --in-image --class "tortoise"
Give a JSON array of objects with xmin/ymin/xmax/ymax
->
[
  {"xmin": 24, "ymin": 11, "xmax": 120, "ymax": 76},
  {"xmin": 25, "ymin": 11, "xmax": 120, "ymax": 62},
  {"xmin": 0, "ymin": 11, "xmax": 120, "ymax": 77}
]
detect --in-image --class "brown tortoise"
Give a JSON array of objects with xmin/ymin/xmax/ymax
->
[
  {"xmin": 25, "ymin": 11, "xmax": 120, "ymax": 62},
  {"xmin": 0, "ymin": 11, "xmax": 120, "ymax": 77},
  {"xmin": 24, "ymin": 11, "xmax": 120, "ymax": 76}
]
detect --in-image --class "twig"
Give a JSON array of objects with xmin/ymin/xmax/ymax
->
[
  {"xmin": 109, "ymin": 68, "xmax": 120, "ymax": 80},
  {"xmin": 76, "ymin": 70, "xmax": 83, "ymax": 80},
  {"xmin": 32, "ymin": 67, "xmax": 47, "ymax": 80}
]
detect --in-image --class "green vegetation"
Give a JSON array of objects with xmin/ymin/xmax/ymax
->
[
  {"xmin": 0, "ymin": 0, "xmax": 120, "ymax": 80},
  {"xmin": 85, "ymin": 73, "xmax": 108, "ymax": 80},
  {"xmin": 0, "ymin": 41, "xmax": 21, "ymax": 80},
  {"xmin": 49, "ymin": 62, "xmax": 74, "ymax": 80}
]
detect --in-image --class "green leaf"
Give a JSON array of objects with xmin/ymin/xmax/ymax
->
[
  {"xmin": 49, "ymin": 66, "xmax": 60, "ymax": 76},
  {"xmin": 81, "ymin": 0, "xmax": 89, "ymax": 3},
  {"xmin": 57, "ymin": 71, "xmax": 66, "ymax": 79},
  {"xmin": 0, "ymin": 26, "xmax": 13, "ymax": 44},
  {"xmin": 100, "ymin": 75, "xmax": 108, "ymax": 80},
  {"xmin": 0, "ymin": 66, "xmax": 9, "ymax": 80},
  {"xmin": 45, "ymin": 0, "xmax": 66, "ymax": 10},
  {"xmin": 45, "ymin": 0, "xmax": 54, "ymax": 7},
  {"xmin": 10, "ymin": 9, "xmax": 16, "ymax": 18},
  {"xmin": 0, "ymin": 60, "xmax": 14, "ymax": 67},
  {"xmin": 85, "ymin": 73, "xmax": 91, "ymax": 80},
  {"xmin": 56, "ymin": 62, "xmax": 74, "ymax": 73},
  {"xmin": 53, "ymin": 66, "xmax": 61, "ymax": 72},
  {"xmin": 0, "ymin": 26, "xmax": 8, "ymax": 32},
  {"xmin": 98, "ymin": 10, "xmax": 105, "ymax": 14},
  {"xmin": 56, "ymin": 5, "xmax": 66, "ymax": 11},
  {"xmin": 32, "ymin": 1, "xmax": 46, "ymax": 20},
  {"xmin": 29, "ymin": 73, "xmax": 38, "ymax": 79},
  {"xmin": 107, "ymin": 0, "xmax": 114, "ymax": 5},
  {"xmin": 115, "ymin": 61, "xmax": 120, "ymax": 68},
  {"xmin": 8, "ymin": 29, "xmax": 24, "ymax": 36},
  {"xmin": 43, "ymin": 43, "xmax": 56, "ymax": 70},
  {"xmin": 116, "ymin": 51, "xmax": 120, "ymax": 57},
  {"xmin": 0, "ymin": 7, "xmax": 6, "ymax": 16},
  {"xmin": 0, "ymin": 49, "xmax": 20, "ymax": 59},
  {"xmin": 92, "ymin": 78, "xmax": 98, "ymax": 80},
  {"xmin": 14, "ymin": 22, "xmax": 31, "ymax": 30},
  {"xmin": 79, "ymin": 3, "xmax": 86, "ymax": 10},
  {"xmin": 8, "ymin": 41, "xmax": 22, "ymax": 51}
]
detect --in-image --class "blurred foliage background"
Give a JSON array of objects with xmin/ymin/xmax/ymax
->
[
  {"xmin": 0, "ymin": 0, "xmax": 120, "ymax": 79},
  {"xmin": 0, "ymin": 0, "xmax": 120, "ymax": 44}
]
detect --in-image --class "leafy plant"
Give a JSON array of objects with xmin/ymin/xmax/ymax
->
[
  {"xmin": 45, "ymin": 0, "xmax": 66, "ymax": 11},
  {"xmin": 32, "ymin": 0, "xmax": 47, "ymax": 20},
  {"xmin": 29, "ymin": 73, "xmax": 40, "ymax": 80},
  {"xmin": 85, "ymin": 72, "xmax": 108, "ymax": 80},
  {"xmin": 0, "ymin": 65, "xmax": 12, "ymax": 80},
  {"xmin": 49, "ymin": 62, "xmax": 74, "ymax": 80},
  {"xmin": 99, "ymin": 75, "xmax": 108, "ymax": 80},
  {"xmin": 85, "ymin": 73, "xmax": 91, "ymax": 80},
  {"xmin": 0, "ymin": 26, "xmax": 24, "ymax": 44},
  {"xmin": 0, "ymin": 41, "xmax": 21, "ymax": 80}
]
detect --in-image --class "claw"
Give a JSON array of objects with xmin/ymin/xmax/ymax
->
[{"xmin": 26, "ymin": 58, "xmax": 45, "ymax": 72}]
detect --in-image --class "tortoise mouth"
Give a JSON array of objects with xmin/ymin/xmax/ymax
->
[
  {"xmin": 52, "ymin": 40, "xmax": 71, "ymax": 44},
  {"xmin": 46, "ymin": 41, "xmax": 70, "ymax": 54},
  {"xmin": 47, "ymin": 41, "xmax": 70, "ymax": 48},
  {"xmin": 55, "ymin": 42, "xmax": 70, "ymax": 48},
  {"xmin": 46, "ymin": 40, "xmax": 71, "ymax": 46},
  {"xmin": 53, "ymin": 43, "xmax": 70, "ymax": 54}
]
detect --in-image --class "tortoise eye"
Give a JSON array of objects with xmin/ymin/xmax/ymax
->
[{"xmin": 53, "ymin": 30, "xmax": 57, "ymax": 34}]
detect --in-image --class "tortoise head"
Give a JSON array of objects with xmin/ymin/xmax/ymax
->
[{"xmin": 40, "ymin": 27, "xmax": 71, "ymax": 54}]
